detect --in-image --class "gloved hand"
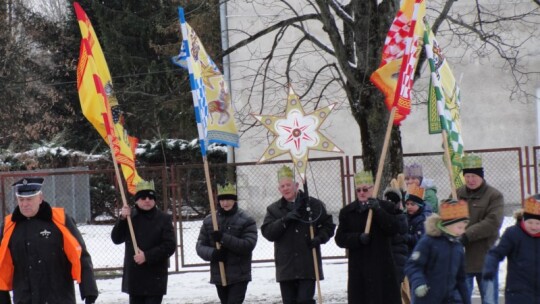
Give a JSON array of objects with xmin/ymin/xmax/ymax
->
[
  {"xmin": 211, "ymin": 248, "xmax": 228, "ymax": 262},
  {"xmin": 84, "ymin": 295, "xmax": 97, "ymax": 304},
  {"xmin": 366, "ymin": 198, "xmax": 380, "ymax": 209},
  {"xmin": 282, "ymin": 210, "xmax": 302, "ymax": 224},
  {"xmin": 414, "ymin": 284, "xmax": 429, "ymax": 297},
  {"xmin": 482, "ymin": 270, "xmax": 495, "ymax": 281},
  {"xmin": 459, "ymin": 234, "xmax": 469, "ymax": 246},
  {"xmin": 308, "ymin": 236, "xmax": 322, "ymax": 249},
  {"xmin": 212, "ymin": 230, "xmax": 223, "ymax": 242},
  {"xmin": 359, "ymin": 233, "xmax": 371, "ymax": 245}
]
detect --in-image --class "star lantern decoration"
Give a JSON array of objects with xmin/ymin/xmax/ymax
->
[{"xmin": 252, "ymin": 85, "xmax": 343, "ymax": 182}]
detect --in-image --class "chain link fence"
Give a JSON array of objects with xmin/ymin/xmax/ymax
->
[{"xmin": 0, "ymin": 146, "xmax": 537, "ymax": 273}]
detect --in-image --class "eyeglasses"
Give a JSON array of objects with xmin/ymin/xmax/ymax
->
[{"xmin": 356, "ymin": 186, "xmax": 373, "ymax": 193}]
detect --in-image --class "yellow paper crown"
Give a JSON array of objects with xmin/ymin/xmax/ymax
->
[
  {"xmin": 277, "ymin": 165, "xmax": 294, "ymax": 181},
  {"xmin": 217, "ymin": 183, "xmax": 237, "ymax": 196},
  {"xmin": 524, "ymin": 195, "xmax": 540, "ymax": 216},
  {"xmin": 135, "ymin": 180, "xmax": 155, "ymax": 192},
  {"xmin": 407, "ymin": 184, "xmax": 425, "ymax": 200},
  {"xmin": 462, "ymin": 154, "xmax": 482, "ymax": 169},
  {"xmin": 440, "ymin": 199, "xmax": 469, "ymax": 221},
  {"xmin": 354, "ymin": 171, "xmax": 374, "ymax": 186}
]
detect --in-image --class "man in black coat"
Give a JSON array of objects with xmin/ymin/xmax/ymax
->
[
  {"xmin": 0, "ymin": 177, "xmax": 98, "ymax": 304},
  {"xmin": 261, "ymin": 166, "xmax": 335, "ymax": 304},
  {"xmin": 196, "ymin": 183, "xmax": 258, "ymax": 304},
  {"xmin": 111, "ymin": 180, "xmax": 176, "ymax": 304},
  {"xmin": 335, "ymin": 171, "xmax": 402, "ymax": 304}
]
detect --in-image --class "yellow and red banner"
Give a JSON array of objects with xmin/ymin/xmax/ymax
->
[
  {"xmin": 74, "ymin": 2, "xmax": 142, "ymax": 194},
  {"xmin": 370, "ymin": 0, "xmax": 426, "ymax": 125}
]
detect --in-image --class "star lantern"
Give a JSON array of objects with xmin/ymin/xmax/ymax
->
[{"xmin": 252, "ymin": 85, "xmax": 343, "ymax": 182}]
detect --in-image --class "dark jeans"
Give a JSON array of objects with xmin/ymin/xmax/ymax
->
[
  {"xmin": 129, "ymin": 295, "xmax": 164, "ymax": 304},
  {"xmin": 466, "ymin": 273, "xmax": 498, "ymax": 304},
  {"xmin": 279, "ymin": 279, "xmax": 316, "ymax": 304},
  {"xmin": 216, "ymin": 281, "xmax": 249, "ymax": 304}
]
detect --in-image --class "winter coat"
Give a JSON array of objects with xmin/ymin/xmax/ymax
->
[
  {"xmin": 457, "ymin": 180, "xmax": 504, "ymax": 273},
  {"xmin": 196, "ymin": 204, "xmax": 257, "ymax": 285},
  {"xmin": 0, "ymin": 202, "xmax": 98, "ymax": 304},
  {"xmin": 404, "ymin": 214, "xmax": 470, "ymax": 304},
  {"xmin": 334, "ymin": 199, "xmax": 401, "ymax": 304},
  {"xmin": 261, "ymin": 192, "xmax": 335, "ymax": 282},
  {"xmin": 406, "ymin": 205, "xmax": 432, "ymax": 254},
  {"xmin": 483, "ymin": 211, "xmax": 540, "ymax": 304},
  {"xmin": 111, "ymin": 205, "xmax": 176, "ymax": 296},
  {"xmin": 392, "ymin": 212, "xmax": 409, "ymax": 282}
]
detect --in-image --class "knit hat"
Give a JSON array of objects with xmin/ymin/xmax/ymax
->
[
  {"xmin": 13, "ymin": 177, "xmax": 44, "ymax": 197},
  {"xmin": 383, "ymin": 186, "xmax": 402, "ymax": 205},
  {"xmin": 462, "ymin": 154, "xmax": 484, "ymax": 178},
  {"xmin": 134, "ymin": 180, "xmax": 156, "ymax": 201},
  {"xmin": 277, "ymin": 165, "xmax": 294, "ymax": 181},
  {"xmin": 405, "ymin": 184, "xmax": 425, "ymax": 206},
  {"xmin": 404, "ymin": 163, "xmax": 423, "ymax": 179},
  {"xmin": 217, "ymin": 183, "xmax": 237, "ymax": 201},
  {"xmin": 439, "ymin": 199, "xmax": 469, "ymax": 226},
  {"xmin": 523, "ymin": 194, "xmax": 540, "ymax": 221},
  {"xmin": 354, "ymin": 171, "xmax": 374, "ymax": 186}
]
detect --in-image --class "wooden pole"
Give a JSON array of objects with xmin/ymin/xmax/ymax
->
[
  {"xmin": 365, "ymin": 107, "xmax": 396, "ymax": 234},
  {"xmin": 203, "ymin": 156, "xmax": 227, "ymax": 286},
  {"xmin": 302, "ymin": 180, "xmax": 323, "ymax": 304},
  {"xmin": 441, "ymin": 130, "xmax": 458, "ymax": 199},
  {"xmin": 106, "ymin": 134, "xmax": 138, "ymax": 253}
]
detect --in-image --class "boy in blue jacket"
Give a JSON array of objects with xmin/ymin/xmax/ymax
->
[
  {"xmin": 405, "ymin": 199, "xmax": 470, "ymax": 304},
  {"xmin": 482, "ymin": 194, "xmax": 540, "ymax": 304}
]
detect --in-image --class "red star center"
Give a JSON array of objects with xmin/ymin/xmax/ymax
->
[{"xmin": 280, "ymin": 117, "xmax": 313, "ymax": 150}]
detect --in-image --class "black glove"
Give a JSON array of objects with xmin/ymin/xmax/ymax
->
[
  {"xmin": 84, "ymin": 295, "xmax": 97, "ymax": 304},
  {"xmin": 308, "ymin": 236, "xmax": 322, "ymax": 249},
  {"xmin": 459, "ymin": 234, "xmax": 469, "ymax": 246},
  {"xmin": 367, "ymin": 198, "xmax": 380, "ymax": 210},
  {"xmin": 211, "ymin": 230, "xmax": 223, "ymax": 242},
  {"xmin": 211, "ymin": 248, "xmax": 227, "ymax": 262},
  {"xmin": 359, "ymin": 233, "xmax": 371, "ymax": 245},
  {"xmin": 283, "ymin": 210, "xmax": 302, "ymax": 224},
  {"xmin": 482, "ymin": 270, "xmax": 495, "ymax": 281}
]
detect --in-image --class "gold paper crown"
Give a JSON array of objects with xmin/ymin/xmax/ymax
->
[
  {"xmin": 404, "ymin": 163, "xmax": 423, "ymax": 178},
  {"xmin": 354, "ymin": 171, "xmax": 374, "ymax": 186},
  {"xmin": 407, "ymin": 184, "xmax": 425, "ymax": 200},
  {"xmin": 217, "ymin": 183, "xmax": 237, "ymax": 196},
  {"xmin": 135, "ymin": 180, "xmax": 155, "ymax": 192},
  {"xmin": 462, "ymin": 154, "xmax": 482, "ymax": 169},
  {"xmin": 440, "ymin": 199, "xmax": 469, "ymax": 221},
  {"xmin": 277, "ymin": 165, "xmax": 294, "ymax": 181},
  {"xmin": 524, "ymin": 195, "xmax": 540, "ymax": 216}
]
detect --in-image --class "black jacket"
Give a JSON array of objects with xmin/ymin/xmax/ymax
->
[
  {"xmin": 196, "ymin": 204, "xmax": 258, "ymax": 285},
  {"xmin": 111, "ymin": 205, "xmax": 176, "ymax": 296},
  {"xmin": 261, "ymin": 192, "xmax": 335, "ymax": 282},
  {"xmin": 0, "ymin": 202, "xmax": 98, "ymax": 304},
  {"xmin": 335, "ymin": 199, "xmax": 401, "ymax": 304}
]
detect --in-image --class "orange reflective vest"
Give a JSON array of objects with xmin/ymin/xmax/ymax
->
[{"xmin": 0, "ymin": 208, "xmax": 82, "ymax": 290}]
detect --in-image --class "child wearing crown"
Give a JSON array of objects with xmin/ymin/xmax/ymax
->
[
  {"xmin": 482, "ymin": 194, "xmax": 540, "ymax": 304},
  {"xmin": 404, "ymin": 199, "xmax": 471, "ymax": 304}
]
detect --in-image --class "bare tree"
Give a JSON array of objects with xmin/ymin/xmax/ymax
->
[{"xmin": 217, "ymin": 0, "xmax": 539, "ymax": 184}]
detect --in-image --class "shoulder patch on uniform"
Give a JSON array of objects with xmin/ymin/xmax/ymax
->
[{"xmin": 411, "ymin": 251, "xmax": 420, "ymax": 260}]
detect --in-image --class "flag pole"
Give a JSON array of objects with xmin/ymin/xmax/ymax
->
[
  {"xmin": 203, "ymin": 156, "xmax": 228, "ymax": 286},
  {"xmin": 365, "ymin": 107, "xmax": 396, "ymax": 234},
  {"xmin": 102, "ymin": 114, "xmax": 139, "ymax": 253},
  {"xmin": 301, "ymin": 181, "xmax": 323, "ymax": 304},
  {"xmin": 441, "ymin": 130, "xmax": 458, "ymax": 199}
]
